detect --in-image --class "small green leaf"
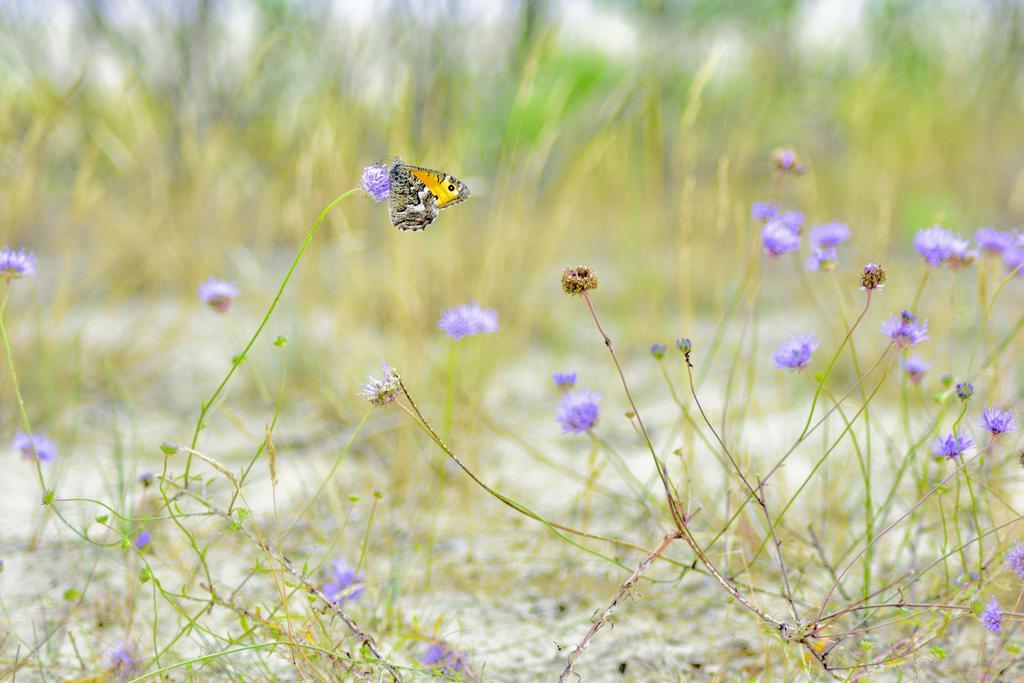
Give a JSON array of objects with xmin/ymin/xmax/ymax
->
[
  {"xmin": 41, "ymin": 490, "xmax": 54, "ymax": 505},
  {"xmin": 273, "ymin": 335, "xmax": 288, "ymax": 347},
  {"xmin": 95, "ymin": 514, "xmax": 109, "ymax": 524},
  {"xmin": 929, "ymin": 646, "xmax": 946, "ymax": 659},
  {"xmin": 63, "ymin": 588, "xmax": 82, "ymax": 600},
  {"xmin": 139, "ymin": 566, "xmax": 152, "ymax": 583},
  {"xmin": 159, "ymin": 442, "xmax": 178, "ymax": 455}
]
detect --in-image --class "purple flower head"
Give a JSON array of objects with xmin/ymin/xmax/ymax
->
[
  {"xmin": 981, "ymin": 596, "xmax": 1003, "ymax": 634},
  {"xmin": 777, "ymin": 211, "xmax": 805, "ymax": 233},
  {"xmin": 761, "ymin": 220, "xmax": 801, "ymax": 257},
  {"xmin": 650, "ymin": 343, "xmax": 667, "ymax": 359},
  {"xmin": 773, "ymin": 148, "xmax": 802, "ymax": 174},
  {"xmin": 0, "ymin": 247, "xmax": 36, "ymax": 280},
  {"xmin": 360, "ymin": 362, "xmax": 401, "ymax": 406},
  {"xmin": 438, "ymin": 302, "xmax": 499, "ymax": 341},
  {"xmin": 420, "ymin": 642, "xmax": 468, "ymax": 676},
  {"xmin": 134, "ymin": 530, "xmax": 151, "ymax": 549},
  {"xmin": 1005, "ymin": 244, "xmax": 1024, "ymax": 276},
  {"xmin": 810, "ymin": 222, "xmax": 850, "ymax": 247},
  {"xmin": 955, "ymin": 381, "xmax": 974, "ymax": 401},
  {"xmin": 361, "ymin": 163, "xmax": 390, "ymax": 203},
  {"xmin": 933, "ymin": 433, "xmax": 974, "ymax": 459},
  {"xmin": 198, "ymin": 277, "xmax": 238, "ymax": 313},
  {"xmin": 981, "ymin": 406, "xmax": 1015, "ymax": 436},
  {"xmin": 946, "ymin": 235, "xmax": 978, "ymax": 269},
  {"xmin": 107, "ymin": 641, "xmax": 141, "ymax": 678},
  {"xmin": 556, "ymin": 390, "xmax": 600, "ymax": 434},
  {"xmin": 1004, "ymin": 541, "xmax": 1024, "ymax": 579},
  {"xmin": 773, "ymin": 333, "xmax": 819, "ymax": 371},
  {"xmin": 323, "ymin": 559, "xmax": 365, "ymax": 605},
  {"xmin": 552, "ymin": 371, "xmax": 577, "ymax": 391},
  {"xmin": 914, "ymin": 225, "xmax": 956, "ymax": 266},
  {"xmin": 13, "ymin": 431, "xmax": 56, "ymax": 462},
  {"xmin": 805, "ymin": 247, "xmax": 837, "ymax": 272},
  {"xmin": 752, "ymin": 202, "xmax": 778, "ymax": 221},
  {"xmin": 138, "ymin": 472, "xmax": 155, "ymax": 487},
  {"xmin": 976, "ymin": 227, "xmax": 1016, "ymax": 254},
  {"xmin": 881, "ymin": 311, "xmax": 928, "ymax": 348},
  {"xmin": 903, "ymin": 356, "xmax": 930, "ymax": 384}
]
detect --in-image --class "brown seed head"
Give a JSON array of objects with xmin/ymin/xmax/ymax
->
[
  {"xmin": 860, "ymin": 263, "xmax": 887, "ymax": 291},
  {"xmin": 561, "ymin": 265, "xmax": 599, "ymax": 295}
]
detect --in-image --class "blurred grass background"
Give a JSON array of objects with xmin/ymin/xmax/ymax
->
[{"xmin": 2, "ymin": 1, "xmax": 1023, "ymax": 417}]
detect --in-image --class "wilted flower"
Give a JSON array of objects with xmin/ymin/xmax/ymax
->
[
  {"xmin": 360, "ymin": 362, "xmax": 401, "ymax": 406},
  {"xmin": 981, "ymin": 597, "xmax": 1003, "ymax": 634},
  {"xmin": 933, "ymin": 433, "xmax": 974, "ymax": 459},
  {"xmin": 956, "ymin": 382, "xmax": 974, "ymax": 401},
  {"xmin": 773, "ymin": 334, "xmax": 819, "ymax": 371},
  {"xmin": 903, "ymin": 356, "xmax": 930, "ymax": 384},
  {"xmin": 772, "ymin": 148, "xmax": 804, "ymax": 174},
  {"xmin": 561, "ymin": 265, "xmax": 599, "ymax": 295},
  {"xmin": 552, "ymin": 371, "xmax": 577, "ymax": 391},
  {"xmin": 556, "ymin": 390, "xmax": 600, "ymax": 434},
  {"xmin": 981, "ymin": 406, "xmax": 1016, "ymax": 436},
  {"xmin": 805, "ymin": 247, "xmax": 837, "ymax": 272},
  {"xmin": 438, "ymin": 302, "xmax": 499, "ymax": 340},
  {"xmin": 881, "ymin": 311, "xmax": 928, "ymax": 348},
  {"xmin": 198, "ymin": 277, "xmax": 238, "ymax": 313},
  {"xmin": 13, "ymin": 431, "xmax": 56, "ymax": 462},
  {"xmin": 761, "ymin": 220, "xmax": 801, "ymax": 257},
  {"xmin": 752, "ymin": 202, "xmax": 778, "ymax": 221},
  {"xmin": 976, "ymin": 227, "xmax": 1016, "ymax": 254},
  {"xmin": 810, "ymin": 222, "xmax": 850, "ymax": 247},
  {"xmin": 107, "ymin": 641, "xmax": 141, "ymax": 680},
  {"xmin": 322, "ymin": 559, "xmax": 365, "ymax": 604},
  {"xmin": 0, "ymin": 247, "xmax": 36, "ymax": 280},
  {"xmin": 650, "ymin": 343, "xmax": 667, "ymax": 359},
  {"xmin": 860, "ymin": 263, "xmax": 886, "ymax": 291},
  {"xmin": 134, "ymin": 530, "xmax": 151, "ymax": 550},
  {"xmin": 361, "ymin": 163, "xmax": 390, "ymax": 203},
  {"xmin": 421, "ymin": 642, "xmax": 468, "ymax": 677},
  {"xmin": 1004, "ymin": 541, "xmax": 1024, "ymax": 579}
]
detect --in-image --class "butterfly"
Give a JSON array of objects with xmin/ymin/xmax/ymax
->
[{"xmin": 388, "ymin": 159, "xmax": 470, "ymax": 231}]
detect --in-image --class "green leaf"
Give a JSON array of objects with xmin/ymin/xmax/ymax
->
[
  {"xmin": 139, "ymin": 566, "xmax": 152, "ymax": 583},
  {"xmin": 159, "ymin": 442, "xmax": 178, "ymax": 455}
]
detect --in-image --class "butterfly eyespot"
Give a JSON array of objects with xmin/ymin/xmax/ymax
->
[{"xmin": 447, "ymin": 184, "xmax": 455, "ymax": 192}]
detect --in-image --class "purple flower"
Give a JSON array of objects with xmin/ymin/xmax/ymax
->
[
  {"xmin": 956, "ymin": 381, "xmax": 974, "ymax": 401},
  {"xmin": 946, "ymin": 235, "xmax": 978, "ymax": 269},
  {"xmin": 13, "ymin": 431, "xmax": 56, "ymax": 462},
  {"xmin": 762, "ymin": 219, "xmax": 801, "ymax": 257},
  {"xmin": 323, "ymin": 559, "xmax": 365, "ymax": 605},
  {"xmin": 981, "ymin": 596, "xmax": 1003, "ymax": 634},
  {"xmin": 773, "ymin": 333, "xmax": 819, "ymax": 371},
  {"xmin": 138, "ymin": 472, "xmax": 155, "ymax": 487},
  {"xmin": 650, "ymin": 343, "xmax": 667, "ymax": 359},
  {"xmin": 420, "ymin": 642, "xmax": 468, "ymax": 676},
  {"xmin": 438, "ymin": 302, "xmax": 499, "ymax": 341},
  {"xmin": 360, "ymin": 362, "xmax": 401, "ymax": 406},
  {"xmin": 361, "ymin": 163, "xmax": 390, "ymax": 203},
  {"xmin": 914, "ymin": 226, "xmax": 956, "ymax": 266},
  {"xmin": 976, "ymin": 227, "xmax": 1016, "ymax": 254},
  {"xmin": 198, "ymin": 277, "xmax": 238, "ymax": 313},
  {"xmin": 981, "ymin": 406, "xmax": 1015, "ymax": 436},
  {"xmin": 1007, "ymin": 540, "xmax": 1024, "ymax": 581},
  {"xmin": 552, "ymin": 371, "xmax": 577, "ymax": 390},
  {"xmin": 0, "ymin": 247, "xmax": 36, "ymax": 280},
  {"xmin": 752, "ymin": 202, "xmax": 778, "ymax": 221},
  {"xmin": 805, "ymin": 247, "xmax": 837, "ymax": 272},
  {"xmin": 881, "ymin": 311, "xmax": 928, "ymax": 348},
  {"xmin": 1005, "ymin": 245, "xmax": 1024, "ymax": 276},
  {"xmin": 134, "ymin": 530, "xmax": 151, "ymax": 549},
  {"xmin": 107, "ymin": 641, "xmax": 141, "ymax": 678},
  {"xmin": 933, "ymin": 433, "xmax": 974, "ymax": 459},
  {"xmin": 903, "ymin": 356, "xmax": 930, "ymax": 384},
  {"xmin": 777, "ymin": 211, "xmax": 805, "ymax": 233},
  {"xmin": 810, "ymin": 222, "xmax": 850, "ymax": 247},
  {"xmin": 1004, "ymin": 541, "xmax": 1024, "ymax": 579},
  {"xmin": 557, "ymin": 390, "xmax": 600, "ymax": 434},
  {"xmin": 773, "ymin": 148, "xmax": 800, "ymax": 173}
]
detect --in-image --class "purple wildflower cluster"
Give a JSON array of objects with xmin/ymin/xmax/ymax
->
[
  {"xmin": 974, "ymin": 226, "xmax": 1024, "ymax": 275},
  {"xmin": 438, "ymin": 302, "xmax": 499, "ymax": 341},
  {"xmin": 903, "ymin": 356, "xmax": 930, "ymax": 384},
  {"xmin": 198, "ymin": 277, "xmax": 238, "ymax": 313},
  {"xmin": 361, "ymin": 163, "xmax": 391, "ymax": 203},
  {"xmin": 773, "ymin": 333, "xmax": 819, "ymax": 371},
  {"xmin": 881, "ymin": 310, "xmax": 928, "ymax": 348},
  {"xmin": 556, "ymin": 388, "xmax": 601, "ymax": 434},
  {"xmin": 552, "ymin": 371, "xmax": 577, "ymax": 391},
  {"xmin": 322, "ymin": 559, "xmax": 365, "ymax": 605},
  {"xmin": 106, "ymin": 641, "xmax": 141, "ymax": 679},
  {"xmin": 13, "ymin": 431, "xmax": 56, "ymax": 462},
  {"xmin": 420, "ymin": 642, "xmax": 468, "ymax": 676},
  {"xmin": 981, "ymin": 406, "xmax": 1016, "ymax": 436},
  {"xmin": 913, "ymin": 225, "xmax": 977, "ymax": 268},
  {"xmin": 980, "ymin": 596, "xmax": 1003, "ymax": 634},
  {"xmin": 0, "ymin": 246, "xmax": 36, "ymax": 280},
  {"xmin": 1005, "ymin": 541, "xmax": 1024, "ymax": 579},
  {"xmin": 932, "ymin": 433, "xmax": 974, "ymax": 459}
]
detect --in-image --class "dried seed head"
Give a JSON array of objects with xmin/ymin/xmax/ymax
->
[
  {"xmin": 361, "ymin": 363, "xmax": 401, "ymax": 406},
  {"xmin": 561, "ymin": 265, "xmax": 599, "ymax": 295},
  {"xmin": 860, "ymin": 263, "xmax": 886, "ymax": 291}
]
